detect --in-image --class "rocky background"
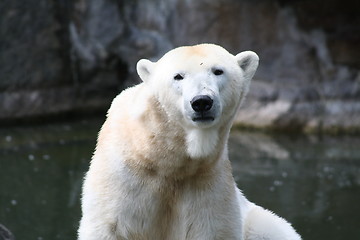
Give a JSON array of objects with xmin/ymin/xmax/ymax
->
[{"xmin": 1, "ymin": 0, "xmax": 359, "ymax": 133}]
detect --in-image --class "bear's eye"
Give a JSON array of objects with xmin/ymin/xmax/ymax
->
[
  {"xmin": 174, "ymin": 74, "xmax": 184, "ymax": 81},
  {"xmin": 213, "ymin": 69, "xmax": 224, "ymax": 76}
]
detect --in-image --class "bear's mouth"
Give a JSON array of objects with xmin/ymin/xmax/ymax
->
[{"xmin": 192, "ymin": 116, "xmax": 215, "ymax": 122}]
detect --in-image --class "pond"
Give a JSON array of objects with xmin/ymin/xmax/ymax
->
[{"xmin": 0, "ymin": 118, "xmax": 359, "ymax": 240}]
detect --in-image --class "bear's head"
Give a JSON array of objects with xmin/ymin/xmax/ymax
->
[{"xmin": 136, "ymin": 44, "xmax": 259, "ymax": 132}]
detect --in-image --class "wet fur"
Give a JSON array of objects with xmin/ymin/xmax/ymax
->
[{"xmin": 79, "ymin": 85, "xmax": 240, "ymax": 239}]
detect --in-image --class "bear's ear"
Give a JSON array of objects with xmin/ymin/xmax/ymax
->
[
  {"xmin": 235, "ymin": 51, "xmax": 259, "ymax": 79},
  {"xmin": 136, "ymin": 59, "xmax": 155, "ymax": 82}
]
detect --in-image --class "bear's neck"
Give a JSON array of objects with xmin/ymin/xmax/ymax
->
[
  {"xmin": 124, "ymin": 96, "xmax": 231, "ymax": 180},
  {"xmin": 185, "ymin": 128, "xmax": 221, "ymax": 159}
]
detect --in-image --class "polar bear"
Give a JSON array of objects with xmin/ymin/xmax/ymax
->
[{"xmin": 78, "ymin": 44, "xmax": 301, "ymax": 240}]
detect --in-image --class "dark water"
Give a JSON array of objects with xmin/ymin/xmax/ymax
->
[{"xmin": 0, "ymin": 119, "xmax": 359, "ymax": 240}]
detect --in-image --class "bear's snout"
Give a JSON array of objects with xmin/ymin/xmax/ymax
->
[
  {"xmin": 190, "ymin": 95, "xmax": 213, "ymax": 113},
  {"xmin": 189, "ymin": 95, "xmax": 217, "ymax": 123}
]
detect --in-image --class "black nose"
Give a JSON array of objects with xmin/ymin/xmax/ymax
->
[{"xmin": 190, "ymin": 95, "xmax": 213, "ymax": 112}]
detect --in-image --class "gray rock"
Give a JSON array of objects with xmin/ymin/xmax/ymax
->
[
  {"xmin": 0, "ymin": 224, "xmax": 15, "ymax": 240},
  {"xmin": 0, "ymin": 0, "xmax": 359, "ymax": 132}
]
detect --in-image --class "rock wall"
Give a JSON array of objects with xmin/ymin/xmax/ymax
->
[{"xmin": 1, "ymin": 0, "xmax": 359, "ymax": 132}]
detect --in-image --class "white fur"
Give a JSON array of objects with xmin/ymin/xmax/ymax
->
[
  {"xmin": 78, "ymin": 44, "xmax": 301, "ymax": 240},
  {"xmin": 185, "ymin": 128, "xmax": 219, "ymax": 158}
]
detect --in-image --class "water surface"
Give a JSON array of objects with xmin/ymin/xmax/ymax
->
[{"xmin": 0, "ymin": 119, "xmax": 359, "ymax": 239}]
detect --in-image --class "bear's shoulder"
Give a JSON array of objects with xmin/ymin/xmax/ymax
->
[{"xmin": 107, "ymin": 83, "xmax": 150, "ymax": 120}]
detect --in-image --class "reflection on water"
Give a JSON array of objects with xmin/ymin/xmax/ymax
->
[
  {"xmin": 1, "ymin": 119, "xmax": 360, "ymax": 239},
  {"xmin": 229, "ymin": 132, "xmax": 360, "ymax": 239},
  {"xmin": 0, "ymin": 119, "xmax": 100, "ymax": 240}
]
